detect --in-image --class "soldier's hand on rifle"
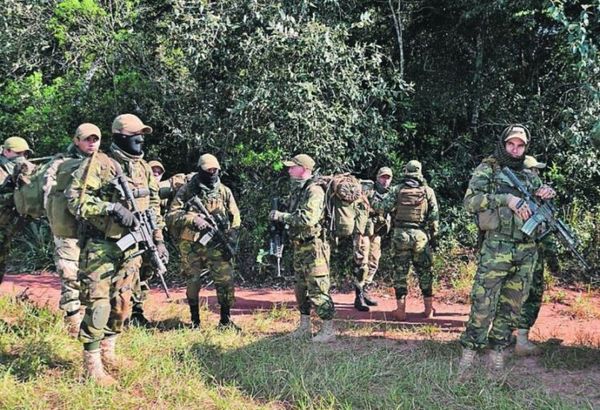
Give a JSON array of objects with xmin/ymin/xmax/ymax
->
[
  {"xmin": 193, "ymin": 215, "xmax": 209, "ymax": 231},
  {"xmin": 507, "ymin": 194, "xmax": 532, "ymax": 220},
  {"xmin": 107, "ymin": 203, "xmax": 139, "ymax": 229},
  {"xmin": 535, "ymin": 185, "xmax": 556, "ymax": 200},
  {"xmin": 269, "ymin": 210, "xmax": 287, "ymax": 222},
  {"xmin": 227, "ymin": 228, "xmax": 240, "ymax": 255},
  {"xmin": 156, "ymin": 241, "xmax": 169, "ymax": 264}
]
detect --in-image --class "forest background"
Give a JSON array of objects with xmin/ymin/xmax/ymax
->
[{"xmin": 1, "ymin": 0, "xmax": 598, "ymax": 285}]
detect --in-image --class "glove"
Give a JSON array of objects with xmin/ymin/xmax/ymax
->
[
  {"xmin": 507, "ymin": 194, "xmax": 532, "ymax": 221},
  {"xmin": 429, "ymin": 237, "xmax": 438, "ymax": 251},
  {"xmin": 269, "ymin": 210, "xmax": 287, "ymax": 222},
  {"xmin": 227, "ymin": 228, "xmax": 240, "ymax": 257},
  {"xmin": 156, "ymin": 241, "xmax": 169, "ymax": 265},
  {"xmin": 193, "ymin": 215, "xmax": 210, "ymax": 231},
  {"xmin": 535, "ymin": 185, "xmax": 556, "ymax": 200},
  {"xmin": 107, "ymin": 203, "xmax": 139, "ymax": 229}
]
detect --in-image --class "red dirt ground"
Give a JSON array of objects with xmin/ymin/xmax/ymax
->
[{"xmin": 1, "ymin": 271, "xmax": 599, "ymax": 346}]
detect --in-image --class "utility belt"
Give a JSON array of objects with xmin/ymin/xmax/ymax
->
[
  {"xmin": 395, "ymin": 222, "xmax": 424, "ymax": 230},
  {"xmin": 484, "ymin": 231, "xmax": 534, "ymax": 244},
  {"xmin": 79, "ymin": 222, "xmax": 118, "ymax": 243},
  {"xmin": 292, "ymin": 236, "xmax": 316, "ymax": 246}
]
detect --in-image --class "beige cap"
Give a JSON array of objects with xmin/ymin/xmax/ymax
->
[
  {"xmin": 148, "ymin": 160, "xmax": 165, "ymax": 173},
  {"xmin": 283, "ymin": 154, "xmax": 315, "ymax": 171},
  {"xmin": 74, "ymin": 123, "xmax": 101, "ymax": 140},
  {"xmin": 404, "ymin": 160, "xmax": 422, "ymax": 174},
  {"xmin": 524, "ymin": 155, "xmax": 546, "ymax": 169},
  {"xmin": 503, "ymin": 125, "xmax": 528, "ymax": 144},
  {"xmin": 111, "ymin": 114, "xmax": 153, "ymax": 134},
  {"xmin": 377, "ymin": 166, "xmax": 393, "ymax": 178},
  {"xmin": 3, "ymin": 136, "xmax": 31, "ymax": 153},
  {"xmin": 197, "ymin": 153, "xmax": 220, "ymax": 170}
]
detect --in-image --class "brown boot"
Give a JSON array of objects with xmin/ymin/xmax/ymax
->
[
  {"xmin": 83, "ymin": 349, "xmax": 117, "ymax": 387},
  {"xmin": 423, "ymin": 297, "xmax": 436, "ymax": 319},
  {"xmin": 100, "ymin": 335, "xmax": 134, "ymax": 371},
  {"xmin": 391, "ymin": 297, "xmax": 406, "ymax": 321},
  {"xmin": 514, "ymin": 329, "xmax": 542, "ymax": 356},
  {"xmin": 313, "ymin": 320, "xmax": 336, "ymax": 343},
  {"xmin": 64, "ymin": 311, "xmax": 81, "ymax": 338}
]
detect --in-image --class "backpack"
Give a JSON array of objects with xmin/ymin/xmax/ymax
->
[
  {"xmin": 14, "ymin": 155, "xmax": 64, "ymax": 219},
  {"xmin": 318, "ymin": 173, "xmax": 369, "ymax": 238},
  {"xmin": 394, "ymin": 185, "xmax": 428, "ymax": 225}
]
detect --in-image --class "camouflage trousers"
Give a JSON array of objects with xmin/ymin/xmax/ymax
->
[
  {"xmin": 460, "ymin": 238, "xmax": 537, "ymax": 351},
  {"xmin": 0, "ymin": 214, "xmax": 22, "ymax": 284},
  {"xmin": 78, "ymin": 238, "xmax": 142, "ymax": 345},
  {"xmin": 132, "ymin": 258, "xmax": 152, "ymax": 309},
  {"xmin": 179, "ymin": 240, "xmax": 235, "ymax": 308},
  {"xmin": 292, "ymin": 236, "xmax": 335, "ymax": 320},
  {"xmin": 353, "ymin": 233, "xmax": 382, "ymax": 288},
  {"xmin": 515, "ymin": 250, "xmax": 544, "ymax": 330},
  {"xmin": 390, "ymin": 227, "xmax": 434, "ymax": 298},
  {"xmin": 53, "ymin": 236, "xmax": 81, "ymax": 314}
]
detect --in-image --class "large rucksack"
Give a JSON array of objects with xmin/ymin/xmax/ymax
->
[
  {"xmin": 317, "ymin": 173, "xmax": 369, "ymax": 238},
  {"xmin": 14, "ymin": 155, "xmax": 64, "ymax": 219}
]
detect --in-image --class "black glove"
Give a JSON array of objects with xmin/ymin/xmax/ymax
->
[
  {"xmin": 429, "ymin": 237, "xmax": 438, "ymax": 251},
  {"xmin": 107, "ymin": 203, "xmax": 138, "ymax": 229},
  {"xmin": 228, "ymin": 228, "xmax": 240, "ymax": 251},
  {"xmin": 156, "ymin": 241, "xmax": 169, "ymax": 264}
]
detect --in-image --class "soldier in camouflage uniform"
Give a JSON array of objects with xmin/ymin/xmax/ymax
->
[
  {"xmin": 166, "ymin": 154, "xmax": 241, "ymax": 330},
  {"xmin": 353, "ymin": 166, "xmax": 393, "ymax": 311},
  {"xmin": 458, "ymin": 125, "xmax": 556, "ymax": 374},
  {"xmin": 512, "ymin": 155, "xmax": 560, "ymax": 356},
  {"xmin": 373, "ymin": 160, "xmax": 439, "ymax": 320},
  {"xmin": 269, "ymin": 154, "xmax": 335, "ymax": 343},
  {"xmin": 67, "ymin": 114, "xmax": 167, "ymax": 386},
  {"xmin": 46, "ymin": 124, "xmax": 102, "ymax": 336},
  {"xmin": 0, "ymin": 137, "xmax": 35, "ymax": 284}
]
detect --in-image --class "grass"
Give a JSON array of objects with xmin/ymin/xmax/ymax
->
[
  {"xmin": 565, "ymin": 293, "xmax": 600, "ymax": 320},
  {"xmin": 1, "ymin": 295, "xmax": 599, "ymax": 409}
]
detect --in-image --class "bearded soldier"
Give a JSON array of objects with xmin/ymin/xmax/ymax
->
[
  {"xmin": 67, "ymin": 114, "xmax": 167, "ymax": 386},
  {"xmin": 373, "ymin": 160, "xmax": 439, "ymax": 320},
  {"xmin": 269, "ymin": 154, "xmax": 336, "ymax": 343},
  {"xmin": 0, "ymin": 137, "xmax": 35, "ymax": 284},
  {"xmin": 353, "ymin": 166, "xmax": 393, "ymax": 311},
  {"xmin": 166, "ymin": 153, "xmax": 241, "ymax": 330},
  {"xmin": 458, "ymin": 125, "xmax": 556, "ymax": 374},
  {"xmin": 46, "ymin": 124, "xmax": 102, "ymax": 336}
]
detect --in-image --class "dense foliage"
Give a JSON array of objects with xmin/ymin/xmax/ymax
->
[{"xmin": 1, "ymin": 0, "xmax": 598, "ymax": 282}]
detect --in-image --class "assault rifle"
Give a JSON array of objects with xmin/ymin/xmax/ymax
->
[
  {"xmin": 268, "ymin": 197, "xmax": 286, "ymax": 277},
  {"xmin": 185, "ymin": 196, "xmax": 244, "ymax": 281},
  {"xmin": 501, "ymin": 167, "xmax": 592, "ymax": 271},
  {"xmin": 113, "ymin": 168, "xmax": 171, "ymax": 299}
]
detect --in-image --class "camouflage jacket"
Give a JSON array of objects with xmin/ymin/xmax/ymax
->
[
  {"xmin": 66, "ymin": 144, "xmax": 164, "ymax": 241},
  {"xmin": 0, "ymin": 155, "xmax": 35, "ymax": 226},
  {"xmin": 362, "ymin": 180, "xmax": 392, "ymax": 236},
  {"xmin": 166, "ymin": 175, "xmax": 240, "ymax": 243},
  {"xmin": 158, "ymin": 172, "xmax": 196, "ymax": 211},
  {"xmin": 464, "ymin": 156, "xmax": 542, "ymax": 242},
  {"xmin": 282, "ymin": 177, "xmax": 326, "ymax": 241},
  {"xmin": 373, "ymin": 178, "xmax": 439, "ymax": 238}
]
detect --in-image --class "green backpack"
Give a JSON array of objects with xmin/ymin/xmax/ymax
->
[
  {"xmin": 318, "ymin": 173, "xmax": 369, "ymax": 238},
  {"xmin": 14, "ymin": 155, "xmax": 64, "ymax": 219}
]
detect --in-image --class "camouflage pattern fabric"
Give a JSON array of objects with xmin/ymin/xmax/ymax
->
[
  {"xmin": 131, "ymin": 258, "xmax": 153, "ymax": 308},
  {"xmin": 390, "ymin": 227, "xmax": 434, "ymax": 298},
  {"xmin": 179, "ymin": 240, "xmax": 235, "ymax": 307},
  {"xmin": 53, "ymin": 236, "xmax": 81, "ymax": 314},
  {"xmin": 78, "ymin": 238, "xmax": 142, "ymax": 344},
  {"xmin": 353, "ymin": 233, "xmax": 382, "ymax": 288}
]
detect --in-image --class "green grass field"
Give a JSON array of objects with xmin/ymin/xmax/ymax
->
[{"xmin": 1, "ymin": 295, "xmax": 599, "ymax": 410}]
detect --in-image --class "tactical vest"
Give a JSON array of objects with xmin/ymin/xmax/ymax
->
[
  {"xmin": 287, "ymin": 179, "xmax": 325, "ymax": 240},
  {"xmin": 394, "ymin": 185, "xmax": 428, "ymax": 226},
  {"xmin": 47, "ymin": 156, "xmax": 86, "ymax": 238},
  {"xmin": 0, "ymin": 156, "xmax": 19, "ymax": 225}
]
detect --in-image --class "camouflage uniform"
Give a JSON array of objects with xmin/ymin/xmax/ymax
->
[
  {"xmin": 46, "ymin": 142, "xmax": 93, "ymax": 316},
  {"xmin": 460, "ymin": 156, "xmax": 542, "ymax": 351},
  {"xmin": 166, "ymin": 168, "xmax": 240, "ymax": 326},
  {"xmin": 66, "ymin": 145, "xmax": 163, "ymax": 346}
]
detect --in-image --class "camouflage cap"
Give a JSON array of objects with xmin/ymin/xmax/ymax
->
[
  {"xmin": 74, "ymin": 123, "xmax": 101, "ymax": 140},
  {"xmin": 3, "ymin": 136, "xmax": 32, "ymax": 153},
  {"xmin": 377, "ymin": 166, "xmax": 393, "ymax": 178},
  {"xmin": 404, "ymin": 160, "xmax": 422, "ymax": 174},
  {"xmin": 148, "ymin": 160, "xmax": 165, "ymax": 173},
  {"xmin": 282, "ymin": 154, "xmax": 315, "ymax": 171},
  {"xmin": 197, "ymin": 153, "xmax": 221, "ymax": 170},
  {"xmin": 111, "ymin": 114, "xmax": 153, "ymax": 135},
  {"xmin": 503, "ymin": 124, "xmax": 529, "ymax": 145},
  {"xmin": 524, "ymin": 155, "xmax": 546, "ymax": 169}
]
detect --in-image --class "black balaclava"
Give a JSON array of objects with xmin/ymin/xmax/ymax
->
[
  {"xmin": 197, "ymin": 168, "xmax": 220, "ymax": 189},
  {"xmin": 113, "ymin": 133, "xmax": 145, "ymax": 156},
  {"xmin": 494, "ymin": 124, "xmax": 530, "ymax": 170}
]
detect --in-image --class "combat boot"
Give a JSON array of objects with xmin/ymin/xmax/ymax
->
[
  {"xmin": 289, "ymin": 314, "xmax": 312, "ymax": 339},
  {"xmin": 353, "ymin": 286, "xmax": 370, "ymax": 312},
  {"xmin": 514, "ymin": 329, "xmax": 542, "ymax": 356},
  {"xmin": 391, "ymin": 297, "xmax": 406, "ymax": 321},
  {"xmin": 457, "ymin": 348, "xmax": 476, "ymax": 376},
  {"xmin": 217, "ymin": 305, "xmax": 241, "ymax": 332},
  {"xmin": 487, "ymin": 349, "xmax": 505, "ymax": 373},
  {"xmin": 83, "ymin": 349, "xmax": 116, "ymax": 387},
  {"xmin": 313, "ymin": 320, "xmax": 336, "ymax": 343},
  {"xmin": 362, "ymin": 285, "xmax": 378, "ymax": 306},
  {"xmin": 189, "ymin": 303, "xmax": 200, "ymax": 329},
  {"xmin": 130, "ymin": 304, "xmax": 151, "ymax": 328},
  {"xmin": 423, "ymin": 297, "xmax": 436, "ymax": 319},
  {"xmin": 100, "ymin": 335, "xmax": 134, "ymax": 371},
  {"xmin": 64, "ymin": 310, "xmax": 81, "ymax": 338}
]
